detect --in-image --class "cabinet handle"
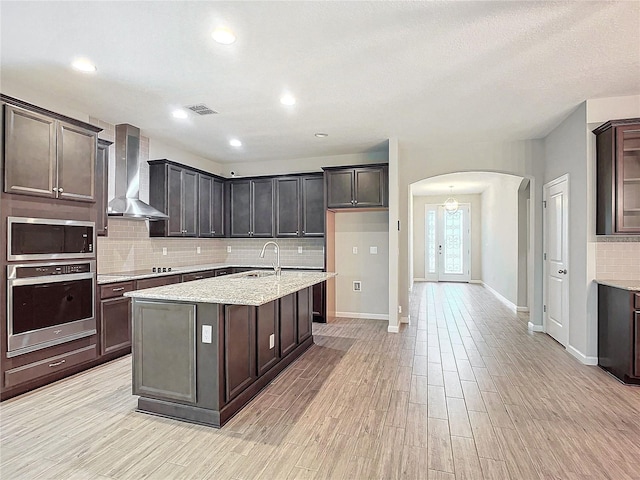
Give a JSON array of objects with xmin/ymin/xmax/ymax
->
[
  {"xmin": 296, "ymin": 231, "xmax": 299, "ymax": 235},
  {"xmin": 194, "ymin": 276, "xmax": 203, "ymax": 280},
  {"xmin": 354, "ymin": 200, "xmax": 358, "ymax": 205},
  {"xmin": 59, "ymin": 188, "xmax": 64, "ymax": 193},
  {"xmin": 211, "ymin": 230, "xmax": 215, "ymax": 234},
  {"xmin": 52, "ymin": 187, "xmax": 58, "ymax": 192},
  {"xmin": 302, "ymin": 230, "xmax": 305, "ymax": 234},
  {"xmin": 105, "ymin": 226, "xmax": 108, "ymax": 230},
  {"xmin": 112, "ymin": 287, "xmax": 125, "ymax": 292},
  {"xmin": 49, "ymin": 359, "xmax": 66, "ymax": 368}
]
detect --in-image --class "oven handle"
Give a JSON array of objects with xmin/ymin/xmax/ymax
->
[{"xmin": 8, "ymin": 272, "xmax": 95, "ymax": 286}]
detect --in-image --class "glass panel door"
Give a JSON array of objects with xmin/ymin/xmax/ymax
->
[{"xmin": 424, "ymin": 204, "xmax": 471, "ymax": 283}]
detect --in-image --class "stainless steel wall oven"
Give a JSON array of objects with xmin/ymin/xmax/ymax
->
[
  {"xmin": 8, "ymin": 217, "xmax": 95, "ymax": 261},
  {"xmin": 7, "ymin": 261, "xmax": 96, "ymax": 357}
]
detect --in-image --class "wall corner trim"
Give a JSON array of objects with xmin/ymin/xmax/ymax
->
[
  {"xmin": 566, "ymin": 345, "xmax": 598, "ymax": 366},
  {"xmin": 387, "ymin": 325, "xmax": 400, "ymax": 333},
  {"xmin": 528, "ymin": 321, "xmax": 544, "ymax": 332}
]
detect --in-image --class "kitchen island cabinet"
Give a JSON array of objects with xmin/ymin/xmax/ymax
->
[{"xmin": 126, "ymin": 270, "xmax": 333, "ymax": 427}]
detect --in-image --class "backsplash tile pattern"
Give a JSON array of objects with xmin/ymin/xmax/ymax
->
[
  {"xmin": 596, "ymin": 242, "xmax": 640, "ymax": 281},
  {"xmin": 97, "ymin": 219, "xmax": 324, "ymax": 273}
]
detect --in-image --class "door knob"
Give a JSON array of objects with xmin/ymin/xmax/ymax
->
[{"xmin": 558, "ymin": 269, "xmax": 567, "ymax": 274}]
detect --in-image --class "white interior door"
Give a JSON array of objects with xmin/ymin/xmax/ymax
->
[
  {"xmin": 544, "ymin": 175, "xmax": 569, "ymax": 347},
  {"xmin": 425, "ymin": 204, "xmax": 471, "ymax": 282}
]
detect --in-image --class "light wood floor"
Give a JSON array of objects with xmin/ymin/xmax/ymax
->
[{"xmin": 2, "ymin": 282, "xmax": 640, "ymax": 479}]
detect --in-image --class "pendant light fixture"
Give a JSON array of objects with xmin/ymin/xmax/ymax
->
[{"xmin": 444, "ymin": 186, "xmax": 459, "ymax": 214}]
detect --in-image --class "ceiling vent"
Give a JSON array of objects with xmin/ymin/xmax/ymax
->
[{"xmin": 185, "ymin": 104, "xmax": 218, "ymax": 116}]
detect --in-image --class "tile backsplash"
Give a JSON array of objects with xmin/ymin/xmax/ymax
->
[
  {"xmin": 596, "ymin": 241, "xmax": 640, "ymax": 281},
  {"xmin": 97, "ymin": 218, "xmax": 324, "ymax": 273}
]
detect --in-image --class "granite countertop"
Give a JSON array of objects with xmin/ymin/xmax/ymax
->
[
  {"xmin": 97, "ymin": 263, "xmax": 324, "ymax": 284},
  {"xmin": 124, "ymin": 270, "xmax": 336, "ymax": 306},
  {"xmin": 595, "ymin": 279, "xmax": 640, "ymax": 291}
]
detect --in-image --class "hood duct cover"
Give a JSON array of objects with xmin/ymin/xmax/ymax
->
[{"xmin": 107, "ymin": 124, "xmax": 168, "ymax": 220}]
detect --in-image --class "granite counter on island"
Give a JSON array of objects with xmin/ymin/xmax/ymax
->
[{"xmin": 124, "ymin": 270, "xmax": 335, "ymax": 427}]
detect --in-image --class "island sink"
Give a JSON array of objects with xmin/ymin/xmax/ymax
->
[{"xmin": 125, "ymin": 270, "xmax": 334, "ymax": 427}]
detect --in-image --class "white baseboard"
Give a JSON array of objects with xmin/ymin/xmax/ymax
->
[
  {"xmin": 528, "ymin": 321, "xmax": 544, "ymax": 332},
  {"xmin": 400, "ymin": 316, "xmax": 410, "ymax": 324},
  {"xmin": 413, "ymin": 278, "xmax": 428, "ymax": 282},
  {"xmin": 469, "ymin": 280, "xmax": 483, "ymax": 284},
  {"xmin": 481, "ymin": 282, "xmax": 517, "ymax": 312},
  {"xmin": 387, "ymin": 325, "xmax": 400, "ymax": 333},
  {"xmin": 335, "ymin": 311, "xmax": 390, "ymax": 321},
  {"xmin": 517, "ymin": 306, "xmax": 530, "ymax": 313},
  {"xmin": 567, "ymin": 345, "xmax": 598, "ymax": 365}
]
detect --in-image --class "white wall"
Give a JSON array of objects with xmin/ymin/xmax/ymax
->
[
  {"xmin": 480, "ymin": 176, "xmax": 522, "ymax": 306},
  {"xmin": 334, "ymin": 211, "xmax": 390, "ymax": 319},
  {"xmin": 412, "ymin": 194, "xmax": 482, "ymax": 281}
]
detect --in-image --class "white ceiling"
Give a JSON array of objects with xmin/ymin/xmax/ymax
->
[
  {"xmin": 411, "ymin": 171, "xmax": 525, "ymax": 196},
  {"xmin": 1, "ymin": 1, "xmax": 639, "ymax": 165}
]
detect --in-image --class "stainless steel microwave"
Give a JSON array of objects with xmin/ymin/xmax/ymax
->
[{"xmin": 7, "ymin": 217, "xmax": 95, "ymax": 261}]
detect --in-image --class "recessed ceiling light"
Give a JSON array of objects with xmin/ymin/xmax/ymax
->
[
  {"xmin": 314, "ymin": 133, "xmax": 328, "ymax": 138},
  {"xmin": 212, "ymin": 27, "xmax": 236, "ymax": 45},
  {"xmin": 229, "ymin": 139, "xmax": 242, "ymax": 147},
  {"xmin": 172, "ymin": 109, "xmax": 188, "ymax": 119},
  {"xmin": 71, "ymin": 58, "xmax": 97, "ymax": 73},
  {"xmin": 280, "ymin": 94, "xmax": 296, "ymax": 106}
]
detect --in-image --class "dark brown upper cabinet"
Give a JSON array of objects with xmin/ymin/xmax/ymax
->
[
  {"xmin": 148, "ymin": 160, "xmax": 198, "ymax": 237},
  {"xmin": 229, "ymin": 178, "xmax": 274, "ymax": 237},
  {"xmin": 198, "ymin": 173, "xmax": 225, "ymax": 237},
  {"xmin": 594, "ymin": 119, "xmax": 640, "ymax": 235},
  {"xmin": 96, "ymin": 139, "xmax": 112, "ymax": 236},
  {"xmin": 275, "ymin": 174, "xmax": 324, "ymax": 237},
  {"xmin": 324, "ymin": 164, "xmax": 388, "ymax": 209},
  {"xmin": 3, "ymin": 98, "xmax": 100, "ymax": 202}
]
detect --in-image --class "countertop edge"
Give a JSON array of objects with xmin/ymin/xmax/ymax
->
[{"xmin": 595, "ymin": 279, "xmax": 640, "ymax": 291}]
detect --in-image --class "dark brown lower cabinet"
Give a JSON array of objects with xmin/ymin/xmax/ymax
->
[
  {"xmin": 297, "ymin": 287, "xmax": 312, "ymax": 343},
  {"xmin": 99, "ymin": 281, "xmax": 135, "ymax": 356},
  {"xmin": 257, "ymin": 301, "xmax": 279, "ymax": 376},
  {"xmin": 280, "ymin": 294, "xmax": 297, "ymax": 357},
  {"xmin": 598, "ymin": 285, "xmax": 640, "ymax": 385},
  {"xmin": 312, "ymin": 281, "xmax": 326, "ymax": 323},
  {"xmin": 224, "ymin": 305, "xmax": 256, "ymax": 401}
]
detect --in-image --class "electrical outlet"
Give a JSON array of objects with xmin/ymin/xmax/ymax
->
[
  {"xmin": 370, "ymin": 246, "xmax": 378, "ymax": 254},
  {"xmin": 398, "ymin": 305, "xmax": 402, "ymax": 314},
  {"xmin": 298, "ymin": 246, "xmax": 303, "ymax": 254},
  {"xmin": 352, "ymin": 246, "xmax": 358, "ymax": 254},
  {"xmin": 202, "ymin": 325, "xmax": 212, "ymax": 344},
  {"xmin": 197, "ymin": 246, "xmax": 201, "ymax": 254},
  {"xmin": 162, "ymin": 247, "xmax": 167, "ymax": 256},
  {"xmin": 227, "ymin": 245, "xmax": 232, "ymax": 253},
  {"xmin": 353, "ymin": 281, "xmax": 361, "ymax": 292},
  {"xmin": 269, "ymin": 334, "xmax": 275, "ymax": 349}
]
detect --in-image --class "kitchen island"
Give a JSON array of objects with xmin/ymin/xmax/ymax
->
[{"xmin": 125, "ymin": 270, "xmax": 334, "ymax": 427}]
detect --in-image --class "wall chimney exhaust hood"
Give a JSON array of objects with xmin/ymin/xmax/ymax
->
[{"xmin": 107, "ymin": 124, "xmax": 168, "ymax": 220}]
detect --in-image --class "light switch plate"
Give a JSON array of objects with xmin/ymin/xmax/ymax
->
[
  {"xmin": 162, "ymin": 247, "xmax": 167, "ymax": 256},
  {"xmin": 202, "ymin": 325, "xmax": 212, "ymax": 344},
  {"xmin": 269, "ymin": 334, "xmax": 275, "ymax": 349},
  {"xmin": 197, "ymin": 246, "xmax": 201, "ymax": 254},
  {"xmin": 353, "ymin": 281, "xmax": 361, "ymax": 292},
  {"xmin": 352, "ymin": 246, "xmax": 358, "ymax": 254},
  {"xmin": 370, "ymin": 246, "xmax": 378, "ymax": 254},
  {"xmin": 298, "ymin": 246, "xmax": 303, "ymax": 254},
  {"xmin": 227, "ymin": 245, "xmax": 232, "ymax": 253}
]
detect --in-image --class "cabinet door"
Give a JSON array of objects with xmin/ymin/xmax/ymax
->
[
  {"xmin": 297, "ymin": 287, "xmax": 312, "ymax": 343},
  {"xmin": 224, "ymin": 305, "xmax": 256, "ymax": 401},
  {"xmin": 230, "ymin": 180, "xmax": 252, "ymax": 237},
  {"xmin": 252, "ymin": 179, "xmax": 274, "ymax": 237},
  {"xmin": 276, "ymin": 177, "xmax": 300, "ymax": 237},
  {"xmin": 4, "ymin": 105, "xmax": 56, "ymax": 198},
  {"xmin": 212, "ymin": 179, "xmax": 225, "ymax": 237},
  {"xmin": 96, "ymin": 141, "xmax": 109, "ymax": 236},
  {"xmin": 279, "ymin": 293, "xmax": 297, "ymax": 357},
  {"xmin": 198, "ymin": 174, "xmax": 213, "ymax": 237},
  {"xmin": 100, "ymin": 297, "xmax": 131, "ymax": 355},
  {"xmin": 312, "ymin": 281, "xmax": 326, "ymax": 322},
  {"xmin": 326, "ymin": 170, "xmax": 354, "ymax": 208},
  {"xmin": 167, "ymin": 165, "xmax": 184, "ymax": 236},
  {"xmin": 302, "ymin": 175, "xmax": 324, "ymax": 236},
  {"xmin": 57, "ymin": 121, "xmax": 97, "ymax": 202},
  {"xmin": 354, "ymin": 167, "xmax": 384, "ymax": 207},
  {"xmin": 616, "ymin": 125, "xmax": 640, "ymax": 233},
  {"xmin": 635, "ymin": 312, "xmax": 640, "ymax": 378},
  {"xmin": 182, "ymin": 169, "xmax": 198, "ymax": 236},
  {"xmin": 257, "ymin": 301, "xmax": 279, "ymax": 376}
]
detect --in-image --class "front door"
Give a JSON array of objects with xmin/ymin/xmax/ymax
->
[
  {"xmin": 544, "ymin": 175, "xmax": 569, "ymax": 347},
  {"xmin": 425, "ymin": 204, "xmax": 471, "ymax": 282}
]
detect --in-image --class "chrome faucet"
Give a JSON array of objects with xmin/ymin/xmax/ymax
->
[{"xmin": 259, "ymin": 241, "xmax": 281, "ymax": 277}]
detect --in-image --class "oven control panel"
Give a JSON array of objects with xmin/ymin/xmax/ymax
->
[{"xmin": 13, "ymin": 262, "xmax": 93, "ymax": 279}]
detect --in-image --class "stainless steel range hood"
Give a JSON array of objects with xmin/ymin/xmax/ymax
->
[{"xmin": 107, "ymin": 124, "xmax": 168, "ymax": 220}]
